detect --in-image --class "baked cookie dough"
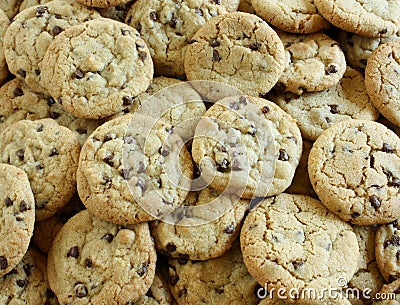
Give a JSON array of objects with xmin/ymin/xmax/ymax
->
[
  {"xmin": 48, "ymin": 209, "xmax": 157, "ymax": 304},
  {"xmin": 308, "ymin": 119, "xmax": 400, "ymax": 225},
  {"xmin": 77, "ymin": 0, "xmax": 132, "ymax": 8},
  {"xmin": 0, "ymin": 163, "xmax": 35, "ymax": 277},
  {"xmin": 0, "ymin": 9, "xmax": 10, "ymax": 87},
  {"xmin": 96, "ymin": 0, "xmax": 135, "ymax": 22},
  {"xmin": 240, "ymin": 193, "xmax": 359, "ymax": 305},
  {"xmin": 0, "ymin": 0, "xmax": 23, "ymax": 19}
]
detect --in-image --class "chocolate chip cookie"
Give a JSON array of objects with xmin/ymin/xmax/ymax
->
[
  {"xmin": 0, "ymin": 9, "xmax": 10, "ymax": 87},
  {"xmin": 0, "ymin": 163, "xmax": 35, "ymax": 277},
  {"xmin": 308, "ymin": 119, "xmax": 400, "ymax": 225}
]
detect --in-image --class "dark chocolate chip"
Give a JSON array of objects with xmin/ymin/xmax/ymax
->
[
  {"xmin": 13, "ymin": 88, "xmax": 24, "ymax": 97},
  {"xmin": 35, "ymin": 163, "xmax": 44, "ymax": 170},
  {"xmin": 137, "ymin": 161, "xmax": 146, "ymax": 173},
  {"xmin": 239, "ymin": 96, "xmax": 247, "ymax": 104},
  {"xmin": 34, "ymin": 69, "xmax": 40, "ymax": 76},
  {"xmin": 123, "ymin": 96, "xmax": 133, "ymax": 106},
  {"xmin": 160, "ymin": 146, "xmax": 170, "ymax": 157},
  {"xmin": 139, "ymin": 51, "xmax": 148, "ymax": 62},
  {"xmin": 0, "ymin": 256, "xmax": 7, "ymax": 270},
  {"xmin": 75, "ymin": 284, "xmax": 88, "ymax": 298},
  {"xmin": 67, "ymin": 246, "xmax": 79, "ymax": 258},
  {"xmin": 169, "ymin": 17, "xmax": 177, "ymax": 28},
  {"xmin": 76, "ymin": 128, "xmax": 87, "ymax": 135},
  {"xmin": 168, "ymin": 274, "xmax": 179, "ymax": 286},
  {"xmin": 249, "ymin": 41, "xmax": 261, "ymax": 50},
  {"xmin": 57, "ymin": 98, "xmax": 62, "ymax": 105},
  {"xmin": 5, "ymin": 197, "xmax": 13, "ymax": 207},
  {"xmin": 248, "ymin": 125, "xmax": 257, "ymax": 135},
  {"xmin": 20, "ymin": 200, "xmax": 30, "ymax": 212},
  {"xmin": 23, "ymin": 263, "xmax": 33, "ymax": 277},
  {"xmin": 136, "ymin": 179, "xmax": 146, "ymax": 192},
  {"xmin": 188, "ymin": 39, "xmax": 197, "ymax": 44},
  {"xmin": 261, "ymin": 106, "xmax": 270, "ymax": 114},
  {"xmin": 194, "ymin": 8, "xmax": 203, "ymax": 16},
  {"xmin": 217, "ymin": 159, "xmax": 230, "ymax": 172},
  {"xmin": 47, "ymin": 97, "xmax": 55, "ymax": 106},
  {"xmin": 104, "ymin": 133, "xmax": 113, "ymax": 142},
  {"xmin": 390, "ymin": 177, "xmax": 400, "ymax": 187},
  {"xmin": 178, "ymin": 288, "xmax": 187, "ymax": 298},
  {"xmin": 120, "ymin": 168, "xmax": 132, "ymax": 180},
  {"xmin": 52, "ymin": 25, "xmax": 63, "ymax": 35},
  {"xmin": 49, "ymin": 148, "xmax": 58, "ymax": 157},
  {"xmin": 16, "ymin": 149, "xmax": 25, "ymax": 161},
  {"xmin": 15, "ymin": 213, "xmax": 24, "ymax": 221},
  {"xmin": 383, "ymin": 143, "xmax": 394, "ymax": 153},
  {"xmin": 278, "ymin": 149, "xmax": 289, "ymax": 161},
  {"xmin": 149, "ymin": 11, "xmax": 158, "ymax": 21},
  {"xmin": 73, "ymin": 70, "xmax": 84, "ymax": 79},
  {"xmin": 177, "ymin": 258, "xmax": 188, "ymax": 265},
  {"xmin": 379, "ymin": 28, "xmax": 388, "ymax": 35},
  {"xmin": 101, "ymin": 233, "xmax": 114, "ymax": 243},
  {"xmin": 17, "ymin": 69, "xmax": 26, "ymax": 78},
  {"xmin": 325, "ymin": 65, "xmax": 338, "ymax": 75},
  {"xmin": 16, "ymin": 279, "xmax": 27, "ymax": 287},
  {"xmin": 85, "ymin": 258, "xmax": 93, "ymax": 267},
  {"xmin": 369, "ymin": 195, "xmax": 381, "ymax": 210},
  {"xmin": 232, "ymin": 159, "xmax": 243, "ymax": 171},
  {"xmin": 212, "ymin": 0, "xmax": 221, "ymax": 4},
  {"xmin": 49, "ymin": 111, "xmax": 61, "ymax": 119},
  {"xmin": 166, "ymin": 242, "xmax": 177, "ymax": 252},
  {"xmin": 137, "ymin": 261, "xmax": 149, "ymax": 276},
  {"xmin": 223, "ymin": 223, "xmax": 235, "ymax": 234},
  {"xmin": 35, "ymin": 6, "xmax": 48, "ymax": 17},
  {"xmin": 329, "ymin": 104, "xmax": 338, "ymax": 114},
  {"xmin": 37, "ymin": 124, "xmax": 43, "ymax": 132},
  {"xmin": 103, "ymin": 154, "xmax": 115, "ymax": 167},
  {"xmin": 292, "ymin": 260, "xmax": 304, "ymax": 269},
  {"xmin": 210, "ymin": 38, "xmax": 220, "ymax": 47},
  {"xmin": 228, "ymin": 101, "xmax": 239, "ymax": 110},
  {"xmin": 212, "ymin": 49, "xmax": 221, "ymax": 62},
  {"xmin": 216, "ymin": 288, "xmax": 224, "ymax": 294}
]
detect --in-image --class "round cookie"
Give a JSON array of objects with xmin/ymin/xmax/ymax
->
[
  {"xmin": 40, "ymin": 18, "xmax": 153, "ymax": 119},
  {"xmin": 109, "ymin": 77, "xmax": 206, "ymax": 142},
  {"xmin": 96, "ymin": 0, "xmax": 135, "ymax": 22},
  {"xmin": 0, "ymin": 0, "xmax": 22, "ymax": 19},
  {"xmin": 372, "ymin": 278, "xmax": 400, "ymax": 304},
  {"xmin": 251, "ymin": 0, "xmax": 330, "ymax": 34},
  {"xmin": 150, "ymin": 187, "xmax": 248, "ymax": 261},
  {"xmin": 0, "ymin": 248, "xmax": 59, "ymax": 305},
  {"xmin": 240, "ymin": 193, "xmax": 360, "ymax": 305},
  {"xmin": 0, "ymin": 9, "xmax": 10, "ymax": 87},
  {"xmin": 4, "ymin": 0, "xmax": 100, "ymax": 94},
  {"xmin": 33, "ymin": 193, "xmax": 85, "ymax": 254},
  {"xmin": 314, "ymin": 0, "xmax": 400, "ymax": 38},
  {"xmin": 337, "ymin": 30, "xmax": 400, "ymax": 71},
  {"xmin": 0, "ymin": 163, "xmax": 35, "ymax": 277},
  {"xmin": 0, "ymin": 118, "xmax": 81, "ymax": 221},
  {"xmin": 125, "ymin": 0, "xmax": 227, "ymax": 77},
  {"xmin": 167, "ymin": 241, "xmax": 260, "ymax": 305},
  {"xmin": 47, "ymin": 209, "xmax": 157, "ymax": 304},
  {"xmin": 308, "ymin": 119, "xmax": 400, "ymax": 225},
  {"xmin": 184, "ymin": 12, "xmax": 285, "ymax": 97},
  {"xmin": 76, "ymin": 0, "xmax": 132, "ymax": 8},
  {"xmin": 274, "ymin": 31, "xmax": 346, "ymax": 94},
  {"xmin": 365, "ymin": 41, "xmax": 400, "ymax": 127},
  {"xmin": 192, "ymin": 95, "xmax": 302, "ymax": 199},
  {"xmin": 269, "ymin": 67, "xmax": 379, "ymax": 141},
  {"xmin": 0, "ymin": 78, "xmax": 101, "ymax": 146},
  {"xmin": 77, "ymin": 113, "xmax": 193, "ymax": 225}
]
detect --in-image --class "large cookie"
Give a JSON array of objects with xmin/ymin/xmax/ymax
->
[
  {"xmin": 0, "ymin": 118, "xmax": 81, "ymax": 221},
  {"xmin": 269, "ymin": 67, "xmax": 379, "ymax": 141},
  {"xmin": 4, "ymin": 0, "xmax": 100, "ymax": 94},
  {"xmin": 40, "ymin": 18, "xmax": 153, "ymax": 119},
  {"xmin": 365, "ymin": 41, "xmax": 400, "ymax": 127},
  {"xmin": 308, "ymin": 119, "xmax": 400, "ymax": 225},
  {"xmin": 274, "ymin": 31, "xmax": 346, "ymax": 95},
  {"xmin": 184, "ymin": 12, "xmax": 285, "ymax": 97},
  {"xmin": 47, "ymin": 209, "xmax": 157, "ymax": 304},
  {"xmin": 77, "ymin": 113, "xmax": 193, "ymax": 225},
  {"xmin": 125, "ymin": 0, "xmax": 227, "ymax": 77},
  {"xmin": 315, "ymin": 0, "xmax": 400, "ymax": 38},
  {"xmin": 192, "ymin": 95, "xmax": 302, "ymax": 199},
  {"xmin": 252, "ymin": 0, "xmax": 330, "ymax": 34},
  {"xmin": 0, "ymin": 163, "xmax": 35, "ymax": 277},
  {"xmin": 167, "ymin": 241, "xmax": 260, "ymax": 305},
  {"xmin": 0, "ymin": 9, "xmax": 10, "ymax": 87},
  {"xmin": 240, "ymin": 193, "xmax": 359, "ymax": 305}
]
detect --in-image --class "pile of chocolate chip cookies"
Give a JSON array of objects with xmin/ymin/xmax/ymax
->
[{"xmin": 1, "ymin": 0, "xmax": 400, "ymax": 304}]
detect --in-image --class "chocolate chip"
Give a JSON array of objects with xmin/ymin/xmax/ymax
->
[
  {"xmin": 228, "ymin": 101, "xmax": 239, "ymax": 110},
  {"xmin": 135, "ymin": 23, "xmax": 142, "ymax": 32},
  {"xmin": 103, "ymin": 154, "xmax": 115, "ymax": 167},
  {"xmin": 76, "ymin": 128, "xmax": 87, "ymax": 135},
  {"xmin": 49, "ymin": 148, "xmax": 58, "ymax": 157},
  {"xmin": 389, "ymin": 275, "xmax": 399, "ymax": 283},
  {"xmin": 292, "ymin": 261, "xmax": 304, "ymax": 269},
  {"xmin": 23, "ymin": 263, "xmax": 33, "ymax": 276},
  {"xmin": 160, "ymin": 146, "xmax": 170, "ymax": 157},
  {"xmin": 67, "ymin": 246, "xmax": 79, "ymax": 258},
  {"xmin": 104, "ymin": 133, "xmax": 113, "ymax": 142},
  {"xmin": 121, "ymin": 28, "xmax": 130, "ymax": 35},
  {"xmin": 383, "ymin": 143, "xmax": 394, "ymax": 153},
  {"xmin": 123, "ymin": 96, "xmax": 133, "ymax": 106},
  {"xmin": 101, "ymin": 233, "xmax": 114, "ymax": 243},
  {"xmin": 169, "ymin": 17, "xmax": 177, "ymax": 28},
  {"xmin": 390, "ymin": 177, "xmax": 400, "ymax": 187},
  {"xmin": 13, "ymin": 88, "xmax": 24, "ymax": 97},
  {"xmin": 216, "ymin": 288, "xmax": 224, "ymax": 294},
  {"xmin": 168, "ymin": 274, "xmax": 179, "ymax": 286},
  {"xmin": 75, "ymin": 284, "xmax": 88, "ymax": 298},
  {"xmin": 210, "ymin": 38, "xmax": 220, "ymax": 47},
  {"xmin": 16, "ymin": 149, "xmax": 25, "ymax": 161},
  {"xmin": 261, "ymin": 106, "xmax": 270, "ymax": 114},
  {"xmin": 137, "ymin": 161, "xmax": 146, "ymax": 173},
  {"xmin": 177, "ymin": 258, "xmax": 188, "ymax": 265},
  {"xmin": 223, "ymin": 223, "xmax": 234, "ymax": 234},
  {"xmin": 57, "ymin": 98, "xmax": 62, "ymax": 105},
  {"xmin": 239, "ymin": 96, "xmax": 247, "ymax": 104},
  {"xmin": 194, "ymin": 8, "xmax": 203, "ymax": 16},
  {"xmin": 278, "ymin": 149, "xmax": 289, "ymax": 161},
  {"xmin": 17, "ymin": 69, "xmax": 26, "ymax": 78},
  {"xmin": 248, "ymin": 125, "xmax": 257, "ymax": 135},
  {"xmin": 149, "ymin": 11, "xmax": 158, "ymax": 21},
  {"xmin": 0, "ymin": 256, "xmax": 7, "ymax": 270},
  {"xmin": 49, "ymin": 111, "xmax": 61, "ymax": 119},
  {"xmin": 249, "ymin": 41, "xmax": 261, "ymax": 50},
  {"xmin": 212, "ymin": 0, "xmax": 221, "ymax": 4},
  {"xmin": 325, "ymin": 65, "xmax": 338, "ymax": 75},
  {"xmin": 166, "ymin": 242, "xmax": 177, "ymax": 252},
  {"xmin": 47, "ymin": 97, "xmax": 56, "ymax": 106},
  {"xmin": 329, "ymin": 104, "xmax": 338, "ymax": 114},
  {"xmin": 5, "ymin": 197, "xmax": 13, "ymax": 207},
  {"xmin": 73, "ymin": 70, "xmax": 84, "ymax": 79},
  {"xmin": 35, "ymin": 163, "xmax": 44, "ymax": 170},
  {"xmin": 212, "ymin": 49, "xmax": 221, "ymax": 62},
  {"xmin": 249, "ymin": 197, "xmax": 264, "ymax": 211},
  {"xmin": 15, "ymin": 213, "xmax": 24, "ymax": 221},
  {"xmin": 16, "ymin": 279, "xmax": 27, "ymax": 287},
  {"xmin": 351, "ymin": 212, "xmax": 360, "ymax": 218},
  {"xmin": 137, "ymin": 261, "xmax": 149, "ymax": 276},
  {"xmin": 120, "ymin": 168, "xmax": 132, "ymax": 180},
  {"xmin": 136, "ymin": 179, "xmax": 146, "ymax": 192},
  {"xmin": 52, "ymin": 25, "xmax": 63, "ymax": 35},
  {"xmin": 139, "ymin": 51, "xmax": 147, "ymax": 62},
  {"xmin": 37, "ymin": 124, "xmax": 43, "ymax": 132},
  {"xmin": 379, "ymin": 28, "xmax": 388, "ymax": 35},
  {"xmin": 34, "ymin": 69, "xmax": 40, "ymax": 75},
  {"xmin": 217, "ymin": 159, "xmax": 230, "ymax": 172},
  {"xmin": 232, "ymin": 159, "xmax": 243, "ymax": 171},
  {"xmin": 178, "ymin": 288, "xmax": 187, "ymax": 298},
  {"xmin": 85, "ymin": 258, "xmax": 93, "ymax": 267},
  {"xmin": 35, "ymin": 6, "xmax": 47, "ymax": 17},
  {"xmin": 20, "ymin": 201, "xmax": 30, "ymax": 212},
  {"xmin": 369, "ymin": 195, "xmax": 381, "ymax": 210}
]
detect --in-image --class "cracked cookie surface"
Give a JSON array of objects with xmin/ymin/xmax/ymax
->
[
  {"xmin": 41, "ymin": 18, "xmax": 153, "ymax": 119},
  {"xmin": 251, "ymin": 0, "xmax": 330, "ymax": 34},
  {"xmin": 184, "ymin": 11, "xmax": 285, "ymax": 97},
  {"xmin": 240, "ymin": 193, "xmax": 359, "ymax": 305},
  {"xmin": 365, "ymin": 41, "xmax": 400, "ymax": 127},
  {"xmin": 125, "ymin": 0, "xmax": 227, "ymax": 77},
  {"xmin": 270, "ymin": 67, "xmax": 379, "ymax": 141},
  {"xmin": 274, "ymin": 31, "xmax": 346, "ymax": 95},
  {"xmin": 47, "ymin": 209, "xmax": 157, "ymax": 305},
  {"xmin": 308, "ymin": 119, "xmax": 400, "ymax": 225},
  {"xmin": 192, "ymin": 95, "xmax": 302, "ymax": 199},
  {"xmin": 4, "ymin": 0, "xmax": 100, "ymax": 94},
  {"xmin": 0, "ymin": 163, "xmax": 35, "ymax": 277},
  {"xmin": 0, "ymin": 118, "xmax": 81, "ymax": 221},
  {"xmin": 314, "ymin": 0, "xmax": 400, "ymax": 38},
  {"xmin": 77, "ymin": 113, "xmax": 193, "ymax": 225},
  {"xmin": 0, "ymin": 9, "xmax": 10, "ymax": 87}
]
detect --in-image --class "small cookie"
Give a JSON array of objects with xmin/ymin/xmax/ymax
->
[
  {"xmin": 0, "ymin": 248, "xmax": 59, "ymax": 305},
  {"xmin": 270, "ymin": 67, "xmax": 379, "ymax": 141},
  {"xmin": 33, "ymin": 193, "xmax": 85, "ymax": 254},
  {"xmin": 365, "ymin": 41, "xmax": 400, "ymax": 127},
  {"xmin": 125, "ymin": 0, "xmax": 227, "ymax": 77},
  {"xmin": 308, "ymin": 119, "xmax": 400, "ymax": 225},
  {"xmin": 96, "ymin": 0, "xmax": 135, "ymax": 22},
  {"xmin": 150, "ymin": 187, "xmax": 248, "ymax": 260},
  {"xmin": 0, "ymin": 9, "xmax": 10, "ymax": 87},
  {"xmin": 372, "ymin": 278, "xmax": 400, "ymax": 304},
  {"xmin": 0, "ymin": 163, "xmax": 35, "ymax": 277},
  {"xmin": 4, "ymin": 0, "xmax": 100, "ymax": 94},
  {"xmin": 47, "ymin": 209, "xmax": 157, "ymax": 304},
  {"xmin": 274, "ymin": 31, "xmax": 346, "ymax": 94},
  {"xmin": 109, "ymin": 76, "xmax": 206, "ymax": 142},
  {"xmin": 40, "ymin": 18, "xmax": 153, "ymax": 119},
  {"xmin": 314, "ymin": 0, "xmax": 400, "ymax": 38},
  {"xmin": 167, "ymin": 241, "xmax": 260, "ymax": 305},
  {"xmin": 252, "ymin": 0, "xmax": 330, "ymax": 34},
  {"xmin": 77, "ymin": 113, "xmax": 193, "ymax": 225},
  {"xmin": 77, "ymin": 0, "xmax": 133, "ymax": 8},
  {"xmin": 184, "ymin": 12, "xmax": 285, "ymax": 97},
  {"xmin": 192, "ymin": 95, "xmax": 302, "ymax": 199},
  {"xmin": 0, "ymin": 118, "xmax": 81, "ymax": 221},
  {"xmin": 240, "ymin": 193, "xmax": 359, "ymax": 304},
  {"xmin": 0, "ymin": 0, "xmax": 22, "ymax": 19},
  {"xmin": 337, "ymin": 30, "xmax": 400, "ymax": 71}
]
